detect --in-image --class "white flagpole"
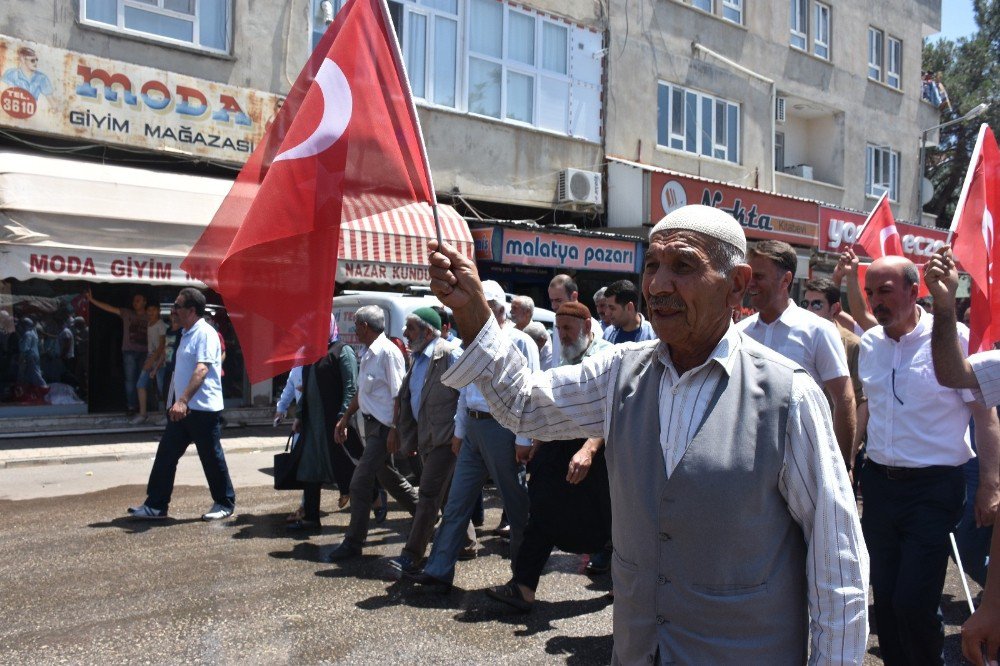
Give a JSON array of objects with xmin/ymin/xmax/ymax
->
[
  {"xmin": 376, "ymin": 0, "xmax": 443, "ymax": 248},
  {"xmin": 947, "ymin": 123, "xmax": 989, "ymax": 245},
  {"xmin": 949, "ymin": 532, "xmax": 977, "ymax": 615}
]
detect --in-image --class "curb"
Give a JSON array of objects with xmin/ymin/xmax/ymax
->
[{"xmin": 0, "ymin": 442, "xmax": 286, "ymax": 470}]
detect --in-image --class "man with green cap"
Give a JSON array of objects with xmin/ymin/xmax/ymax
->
[{"xmin": 385, "ymin": 307, "xmax": 471, "ymax": 574}]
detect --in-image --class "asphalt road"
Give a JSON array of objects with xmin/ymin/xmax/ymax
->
[{"xmin": 0, "ymin": 429, "xmax": 985, "ymax": 664}]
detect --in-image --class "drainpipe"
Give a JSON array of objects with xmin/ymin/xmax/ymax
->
[{"xmin": 691, "ymin": 42, "xmax": 777, "ymax": 192}]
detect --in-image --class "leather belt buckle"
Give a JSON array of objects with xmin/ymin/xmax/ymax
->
[{"xmin": 467, "ymin": 409, "xmax": 492, "ymax": 420}]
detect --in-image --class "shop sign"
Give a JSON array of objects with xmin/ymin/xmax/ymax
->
[
  {"xmin": 336, "ymin": 259, "xmax": 430, "ymax": 286},
  {"xmin": 0, "ymin": 35, "xmax": 282, "ymax": 164},
  {"xmin": 500, "ymin": 228, "xmax": 643, "ymax": 273},
  {"xmin": 471, "ymin": 227, "xmax": 496, "ymax": 261},
  {"xmin": 651, "ymin": 172, "xmax": 819, "ymax": 246},
  {"xmin": 0, "ymin": 245, "xmax": 205, "ymax": 286},
  {"xmin": 819, "ymin": 206, "xmax": 948, "ymax": 262}
]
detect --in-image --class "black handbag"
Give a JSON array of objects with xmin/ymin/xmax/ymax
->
[{"xmin": 273, "ymin": 434, "xmax": 306, "ymax": 490}]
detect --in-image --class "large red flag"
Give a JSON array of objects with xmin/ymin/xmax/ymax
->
[
  {"xmin": 183, "ymin": 0, "xmax": 434, "ymax": 382},
  {"xmin": 950, "ymin": 124, "xmax": 1000, "ymax": 353},
  {"xmin": 856, "ymin": 192, "xmax": 903, "ymax": 258}
]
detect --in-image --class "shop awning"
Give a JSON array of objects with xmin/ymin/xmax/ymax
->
[{"xmin": 0, "ymin": 151, "xmax": 471, "ymax": 287}]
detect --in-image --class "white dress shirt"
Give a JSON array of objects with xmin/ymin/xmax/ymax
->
[
  {"xmin": 443, "ymin": 316, "xmax": 868, "ymax": 663},
  {"xmin": 357, "ymin": 332, "xmax": 405, "ymax": 427},
  {"xmin": 737, "ymin": 300, "xmax": 849, "ymax": 386},
  {"xmin": 276, "ymin": 366, "xmax": 303, "ymax": 414},
  {"xmin": 454, "ymin": 324, "xmax": 539, "ymax": 446},
  {"xmin": 859, "ymin": 308, "xmax": 975, "ymax": 468},
  {"xmin": 969, "ymin": 349, "xmax": 1000, "ymax": 408}
]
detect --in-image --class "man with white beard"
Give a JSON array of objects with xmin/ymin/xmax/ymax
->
[{"xmin": 487, "ymin": 302, "xmax": 613, "ymax": 611}]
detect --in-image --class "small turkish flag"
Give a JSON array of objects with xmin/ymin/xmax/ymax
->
[
  {"xmin": 856, "ymin": 192, "xmax": 903, "ymax": 258},
  {"xmin": 183, "ymin": 0, "xmax": 435, "ymax": 382},
  {"xmin": 950, "ymin": 124, "xmax": 1000, "ymax": 353}
]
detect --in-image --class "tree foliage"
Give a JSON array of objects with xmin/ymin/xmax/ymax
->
[{"xmin": 921, "ymin": 0, "xmax": 1000, "ymax": 228}]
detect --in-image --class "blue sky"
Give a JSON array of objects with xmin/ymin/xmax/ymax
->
[{"xmin": 936, "ymin": 0, "xmax": 978, "ymax": 41}]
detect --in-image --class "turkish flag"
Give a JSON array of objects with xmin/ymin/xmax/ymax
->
[
  {"xmin": 950, "ymin": 124, "xmax": 1000, "ymax": 353},
  {"xmin": 854, "ymin": 191, "xmax": 930, "ymax": 299},
  {"xmin": 856, "ymin": 192, "xmax": 903, "ymax": 258},
  {"xmin": 183, "ymin": 0, "xmax": 435, "ymax": 382}
]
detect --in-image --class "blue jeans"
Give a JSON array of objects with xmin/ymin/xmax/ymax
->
[
  {"xmin": 122, "ymin": 349, "xmax": 147, "ymax": 410},
  {"xmin": 423, "ymin": 416, "xmax": 528, "ymax": 584},
  {"xmin": 144, "ymin": 410, "xmax": 235, "ymax": 513}
]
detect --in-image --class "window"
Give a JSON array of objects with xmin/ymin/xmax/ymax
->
[
  {"xmin": 657, "ymin": 82, "xmax": 740, "ymax": 163},
  {"xmin": 887, "ymin": 37, "xmax": 902, "ymax": 89},
  {"xmin": 721, "ymin": 0, "xmax": 742, "ymax": 24},
  {"xmin": 692, "ymin": 0, "xmax": 713, "ymax": 10},
  {"xmin": 790, "ymin": 0, "xmax": 829, "ymax": 60},
  {"xmin": 866, "ymin": 144, "xmax": 899, "ymax": 200},
  {"xmin": 311, "ymin": 0, "xmax": 345, "ymax": 51},
  {"xmin": 466, "ymin": 1, "xmax": 573, "ymax": 129},
  {"xmin": 868, "ymin": 27, "xmax": 883, "ymax": 81},
  {"xmin": 867, "ymin": 27, "xmax": 901, "ymax": 89},
  {"xmin": 81, "ymin": 0, "xmax": 230, "ymax": 53},
  {"xmin": 775, "ymin": 131, "xmax": 785, "ymax": 171},
  {"xmin": 812, "ymin": 3, "xmax": 829, "ymax": 59},
  {"xmin": 789, "ymin": 0, "xmax": 807, "ymax": 50}
]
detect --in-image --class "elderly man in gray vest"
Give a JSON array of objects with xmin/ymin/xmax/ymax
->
[{"xmin": 427, "ymin": 204, "xmax": 869, "ymax": 664}]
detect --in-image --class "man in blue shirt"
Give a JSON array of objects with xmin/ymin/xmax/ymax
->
[
  {"xmin": 127, "ymin": 288, "xmax": 235, "ymax": 521},
  {"xmin": 2, "ymin": 47, "xmax": 53, "ymax": 100},
  {"xmin": 602, "ymin": 279, "xmax": 656, "ymax": 344}
]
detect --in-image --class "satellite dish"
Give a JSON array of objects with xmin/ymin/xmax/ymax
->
[{"xmin": 921, "ymin": 177, "xmax": 934, "ymax": 205}]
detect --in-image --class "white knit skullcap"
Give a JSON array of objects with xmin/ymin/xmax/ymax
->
[{"xmin": 650, "ymin": 204, "xmax": 746, "ymax": 255}]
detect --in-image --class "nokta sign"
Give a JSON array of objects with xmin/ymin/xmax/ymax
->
[{"xmin": 819, "ymin": 207, "xmax": 948, "ymax": 262}]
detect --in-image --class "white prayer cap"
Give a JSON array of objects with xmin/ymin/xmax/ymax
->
[
  {"xmin": 481, "ymin": 280, "xmax": 506, "ymax": 304},
  {"xmin": 650, "ymin": 205, "xmax": 746, "ymax": 255}
]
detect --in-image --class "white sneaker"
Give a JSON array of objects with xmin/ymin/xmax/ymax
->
[
  {"xmin": 130, "ymin": 414, "xmax": 147, "ymax": 425},
  {"xmin": 127, "ymin": 504, "xmax": 166, "ymax": 520},
  {"xmin": 202, "ymin": 503, "xmax": 233, "ymax": 521}
]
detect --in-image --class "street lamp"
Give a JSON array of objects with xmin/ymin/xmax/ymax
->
[{"xmin": 916, "ymin": 102, "xmax": 990, "ymax": 223}]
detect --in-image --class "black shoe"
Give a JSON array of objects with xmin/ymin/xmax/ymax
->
[
  {"xmin": 405, "ymin": 571, "xmax": 451, "ymax": 594},
  {"xmin": 458, "ymin": 545, "xmax": 477, "ymax": 561},
  {"xmin": 324, "ymin": 541, "xmax": 362, "ymax": 562},
  {"xmin": 286, "ymin": 519, "xmax": 321, "ymax": 532}
]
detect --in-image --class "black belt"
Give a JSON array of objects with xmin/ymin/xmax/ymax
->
[
  {"xmin": 866, "ymin": 460, "xmax": 959, "ymax": 481},
  {"xmin": 467, "ymin": 409, "xmax": 494, "ymax": 420}
]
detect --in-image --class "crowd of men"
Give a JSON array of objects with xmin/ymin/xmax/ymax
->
[{"xmin": 123, "ymin": 205, "xmax": 1000, "ymax": 665}]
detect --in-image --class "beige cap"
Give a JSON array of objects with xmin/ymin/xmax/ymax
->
[
  {"xmin": 650, "ymin": 204, "xmax": 746, "ymax": 255},
  {"xmin": 481, "ymin": 280, "xmax": 505, "ymax": 304}
]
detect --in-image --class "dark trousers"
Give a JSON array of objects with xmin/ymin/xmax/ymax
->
[
  {"xmin": 861, "ymin": 461, "xmax": 965, "ymax": 666},
  {"xmin": 301, "ymin": 428, "xmax": 367, "ymax": 522},
  {"xmin": 145, "ymin": 410, "xmax": 235, "ymax": 512}
]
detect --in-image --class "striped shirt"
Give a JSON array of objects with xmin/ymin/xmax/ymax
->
[
  {"xmin": 442, "ymin": 317, "xmax": 869, "ymax": 664},
  {"xmin": 970, "ymin": 349, "xmax": 1000, "ymax": 408}
]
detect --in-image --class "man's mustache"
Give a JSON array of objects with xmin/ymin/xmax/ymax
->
[{"xmin": 647, "ymin": 295, "xmax": 687, "ymax": 311}]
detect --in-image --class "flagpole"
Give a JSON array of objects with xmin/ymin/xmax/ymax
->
[
  {"xmin": 947, "ymin": 123, "xmax": 988, "ymax": 245},
  {"xmin": 856, "ymin": 190, "xmax": 889, "ymax": 240},
  {"xmin": 376, "ymin": 0, "xmax": 444, "ymax": 248}
]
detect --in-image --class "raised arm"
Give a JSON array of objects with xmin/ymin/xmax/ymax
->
[
  {"xmin": 925, "ymin": 247, "xmax": 979, "ymax": 389},
  {"xmin": 836, "ymin": 249, "xmax": 877, "ymax": 332},
  {"xmin": 85, "ymin": 289, "xmax": 121, "ymax": 317}
]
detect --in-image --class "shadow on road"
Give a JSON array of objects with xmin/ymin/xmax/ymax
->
[
  {"xmin": 88, "ymin": 516, "xmax": 202, "ymax": 533},
  {"xmin": 544, "ymin": 633, "xmax": 614, "ymax": 665},
  {"xmin": 456, "ymin": 592, "xmax": 613, "ymax": 636}
]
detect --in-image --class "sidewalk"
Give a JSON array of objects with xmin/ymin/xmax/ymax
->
[{"xmin": 0, "ymin": 423, "xmax": 288, "ymax": 469}]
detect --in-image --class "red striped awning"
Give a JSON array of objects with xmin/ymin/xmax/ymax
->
[{"xmin": 337, "ymin": 198, "xmax": 473, "ymax": 285}]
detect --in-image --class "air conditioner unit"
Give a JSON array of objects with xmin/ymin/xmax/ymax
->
[
  {"xmin": 557, "ymin": 168, "xmax": 603, "ymax": 205},
  {"xmin": 787, "ymin": 164, "xmax": 813, "ymax": 179},
  {"xmin": 775, "ymin": 97, "xmax": 787, "ymax": 123}
]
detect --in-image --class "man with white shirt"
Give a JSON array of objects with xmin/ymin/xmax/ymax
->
[
  {"xmin": 922, "ymin": 248, "xmax": 1000, "ymax": 666},
  {"xmin": 327, "ymin": 305, "xmax": 419, "ymax": 561},
  {"xmin": 425, "ymin": 205, "xmax": 868, "ymax": 663},
  {"xmin": 127, "ymin": 288, "xmax": 234, "ymax": 521},
  {"xmin": 406, "ymin": 280, "xmax": 539, "ymax": 592},
  {"xmin": 855, "ymin": 254, "xmax": 1000, "ymax": 665},
  {"xmin": 738, "ymin": 240, "xmax": 856, "ymax": 466}
]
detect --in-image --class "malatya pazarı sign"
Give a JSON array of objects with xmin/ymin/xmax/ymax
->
[{"xmin": 0, "ymin": 35, "xmax": 282, "ymax": 163}]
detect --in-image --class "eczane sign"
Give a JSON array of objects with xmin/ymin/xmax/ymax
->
[{"xmin": 819, "ymin": 207, "xmax": 948, "ymax": 262}]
